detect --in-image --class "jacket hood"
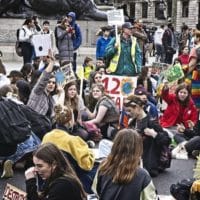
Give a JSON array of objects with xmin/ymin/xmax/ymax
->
[{"xmin": 67, "ymin": 12, "xmax": 76, "ymax": 25}]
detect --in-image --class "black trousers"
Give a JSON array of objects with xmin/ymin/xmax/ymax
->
[
  {"xmin": 21, "ymin": 42, "xmax": 34, "ymax": 64},
  {"xmin": 185, "ymin": 136, "xmax": 200, "ymax": 153}
]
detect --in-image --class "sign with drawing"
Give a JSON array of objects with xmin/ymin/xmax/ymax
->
[{"xmin": 102, "ymin": 75, "xmax": 137, "ymax": 110}]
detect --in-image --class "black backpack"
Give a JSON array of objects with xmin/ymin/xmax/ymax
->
[
  {"xmin": 15, "ymin": 28, "xmax": 25, "ymax": 57},
  {"xmin": 0, "ymin": 98, "xmax": 32, "ymax": 145},
  {"xmin": 170, "ymin": 178, "xmax": 195, "ymax": 200},
  {"xmin": 20, "ymin": 105, "xmax": 52, "ymax": 140}
]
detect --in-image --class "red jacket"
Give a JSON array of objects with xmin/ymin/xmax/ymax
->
[{"xmin": 160, "ymin": 88, "xmax": 198, "ymax": 128}]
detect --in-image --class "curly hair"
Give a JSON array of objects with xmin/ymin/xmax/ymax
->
[{"xmin": 54, "ymin": 104, "xmax": 72, "ymax": 125}]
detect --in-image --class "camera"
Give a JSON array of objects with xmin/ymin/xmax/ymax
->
[{"xmin": 67, "ymin": 26, "xmax": 74, "ymax": 33}]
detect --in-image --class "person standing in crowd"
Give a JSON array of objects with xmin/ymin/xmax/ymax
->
[
  {"xmin": 96, "ymin": 26, "xmax": 112, "ymax": 60},
  {"xmin": 25, "ymin": 143, "xmax": 86, "ymax": 200},
  {"xmin": 93, "ymin": 129, "xmax": 158, "ymax": 199},
  {"xmin": 188, "ymin": 30, "xmax": 200, "ymax": 109},
  {"xmin": 154, "ymin": 24, "xmax": 165, "ymax": 62},
  {"xmin": 162, "ymin": 22, "xmax": 177, "ymax": 64},
  {"xmin": 132, "ymin": 19, "xmax": 148, "ymax": 66},
  {"xmin": 32, "ymin": 15, "xmax": 42, "ymax": 34},
  {"xmin": 56, "ymin": 17, "xmax": 74, "ymax": 66},
  {"xmin": 123, "ymin": 95, "xmax": 171, "ymax": 177},
  {"xmin": 67, "ymin": 12, "xmax": 82, "ymax": 72},
  {"xmin": 18, "ymin": 17, "xmax": 35, "ymax": 64},
  {"xmin": 178, "ymin": 46, "xmax": 189, "ymax": 66},
  {"xmin": 105, "ymin": 22, "xmax": 142, "ymax": 76},
  {"xmin": 178, "ymin": 25, "xmax": 189, "ymax": 55},
  {"xmin": 42, "ymin": 20, "xmax": 57, "ymax": 54}
]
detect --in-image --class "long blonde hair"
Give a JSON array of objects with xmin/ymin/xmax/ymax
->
[{"xmin": 99, "ymin": 129, "xmax": 143, "ymax": 184}]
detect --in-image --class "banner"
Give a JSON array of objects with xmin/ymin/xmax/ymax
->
[
  {"xmin": 107, "ymin": 9, "xmax": 124, "ymax": 26},
  {"xmin": 102, "ymin": 75, "xmax": 137, "ymax": 109},
  {"xmin": 32, "ymin": 34, "xmax": 51, "ymax": 57},
  {"xmin": 3, "ymin": 183, "xmax": 27, "ymax": 200}
]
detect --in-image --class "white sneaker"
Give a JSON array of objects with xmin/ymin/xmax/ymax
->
[
  {"xmin": 172, "ymin": 142, "xmax": 188, "ymax": 160},
  {"xmin": 175, "ymin": 151, "xmax": 188, "ymax": 160}
]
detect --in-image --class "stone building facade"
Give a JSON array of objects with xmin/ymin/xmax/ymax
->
[{"xmin": 113, "ymin": 0, "xmax": 200, "ymax": 31}]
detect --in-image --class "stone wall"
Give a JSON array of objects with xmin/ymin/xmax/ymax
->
[
  {"xmin": 176, "ymin": 0, "xmax": 199, "ymax": 31},
  {"xmin": 0, "ymin": 18, "xmax": 107, "ymax": 62}
]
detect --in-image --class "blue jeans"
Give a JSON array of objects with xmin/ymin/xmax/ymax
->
[{"xmin": 0, "ymin": 133, "xmax": 41, "ymax": 163}]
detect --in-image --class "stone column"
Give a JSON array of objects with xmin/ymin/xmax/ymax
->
[{"xmin": 135, "ymin": 1, "xmax": 142, "ymax": 19}]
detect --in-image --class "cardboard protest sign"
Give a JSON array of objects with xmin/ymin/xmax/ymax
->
[
  {"xmin": 54, "ymin": 63, "xmax": 76, "ymax": 85},
  {"xmin": 164, "ymin": 64, "xmax": 184, "ymax": 83},
  {"xmin": 102, "ymin": 75, "xmax": 137, "ymax": 110},
  {"xmin": 32, "ymin": 34, "xmax": 51, "ymax": 57},
  {"xmin": 107, "ymin": 9, "xmax": 124, "ymax": 26},
  {"xmin": 3, "ymin": 183, "xmax": 27, "ymax": 200}
]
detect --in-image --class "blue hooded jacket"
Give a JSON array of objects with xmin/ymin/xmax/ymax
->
[{"xmin": 67, "ymin": 12, "xmax": 82, "ymax": 50}]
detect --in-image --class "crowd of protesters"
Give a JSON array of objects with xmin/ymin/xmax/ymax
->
[{"xmin": 1, "ymin": 12, "xmax": 200, "ymax": 199}]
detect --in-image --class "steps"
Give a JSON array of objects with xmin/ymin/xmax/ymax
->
[{"xmin": 0, "ymin": 44, "xmax": 96, "ymax": 63}]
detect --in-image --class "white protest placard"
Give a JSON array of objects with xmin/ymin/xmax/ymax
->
[
  {"xmin": 102, "ymin": 75, "xmax": 137, "ymax": 110},
  {"xmin": 107, "ymin": 9, "xmax": 124, "ymax": 26},
  {"xmin": 3, "ymin": 183, "xmax": 27, "ymax": 200},
  {"xmin": 32, "ymin": 34, "xmax": 51, "ymax": 57}
]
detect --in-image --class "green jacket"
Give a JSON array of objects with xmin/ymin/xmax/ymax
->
[{"xmin": 105, "ymin": 35, "xmax": 142, "ymax": 76}]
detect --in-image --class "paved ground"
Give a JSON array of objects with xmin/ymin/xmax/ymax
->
[
  {"xmin": 0, "ymin": 56, "xmax": 195, "ymax": 199},
  {"xmin": 0, "ymin": 158, "xmax": 196, "ymax": 199}
]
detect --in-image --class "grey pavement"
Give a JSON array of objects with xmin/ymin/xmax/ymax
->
[
  {"xmin": 0, "ymin": 55, "xmax": 195, "ymax": 199},
  {"xmin": 0, "ymin": 158, "xmax": 195, "ymax": 198}
]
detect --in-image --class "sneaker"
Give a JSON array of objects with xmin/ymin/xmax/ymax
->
[
  {"xmin": 172, "ymin": 144, "xmax": 188, "ymax": 160},
  {"xmin": 1, "ymin": 160, "xmax": 14, "ymax": 178}
]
